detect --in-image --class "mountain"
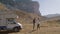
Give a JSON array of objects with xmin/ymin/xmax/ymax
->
[
  {"xmin": 0, "ymin": 3, "xmax": 41, "ymax": 24},
  {"xmin": 0, "ymin": 0, "xmax": 42, "ymax": 23},
  {"xmin": 44, "ymin": 14, "xmax": 60, "ymax": 18},
  {"xmin": 0, "ymin": 0, "xmax": 41, "ymax": 16},
  {"xmin": 42, "ymin": 14, "xmax": 60, "ymax": 22}
]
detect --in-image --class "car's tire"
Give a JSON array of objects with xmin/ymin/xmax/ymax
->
[{"xmin": 13, "ymin": 27, "xmax": 19, "ymax": 32}]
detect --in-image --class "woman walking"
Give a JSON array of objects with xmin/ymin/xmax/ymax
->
[{"xmin": 36, "ymin": 18, "xmax": 40, "ymax": 30}]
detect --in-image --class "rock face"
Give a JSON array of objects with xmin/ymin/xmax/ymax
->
[
  {"xmin": 31, "ymin": 1, "xmax": 41, "ymax": 15},
  {"xmin": 0, "ymin": 0, "xmax": 41, "ymax": 16}
]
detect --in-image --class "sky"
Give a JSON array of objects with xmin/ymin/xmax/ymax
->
[{"xmin": 32, "ymin": 0, "xmax": 60, "ymax": 16}]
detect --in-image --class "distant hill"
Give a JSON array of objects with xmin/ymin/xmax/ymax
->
[
  {"xmin": 42, "ymin": 14, "xmax": 60, "ymax": 21},
  {"xmin": 44, "ymin": 14, "xmax": 60, "ymax": 18}
]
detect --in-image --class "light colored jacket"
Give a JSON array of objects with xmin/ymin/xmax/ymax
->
[{"xmin": 36, "ymin": 19, "xmax": 40, "ymax": 24}]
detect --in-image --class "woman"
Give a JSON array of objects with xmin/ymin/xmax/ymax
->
[{"xmin": 36, "ymin": 18, "xmax": 40, "ymax": 30}]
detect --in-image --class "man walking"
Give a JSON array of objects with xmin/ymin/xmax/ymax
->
[{"xmin": 33, "ymin": 18, "xmax": 36, "ymax": 30}]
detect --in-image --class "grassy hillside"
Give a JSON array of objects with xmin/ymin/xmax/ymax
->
[{"xmin": 15, "ymin": 10, "xmax": 41, "ymax": 24}]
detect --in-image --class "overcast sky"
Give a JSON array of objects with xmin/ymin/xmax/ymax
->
[{"xmin": 32, "ymin": 0, "xmax": 60, "ymax": 16}]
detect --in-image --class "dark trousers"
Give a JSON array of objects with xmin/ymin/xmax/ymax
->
[
  {"xmin": 37, "ymin": 24, "xmax": 40, "ymax": 30},
  {"xmin": 33, "ymin": 24, "xmax": 35, "ymax": 30}
]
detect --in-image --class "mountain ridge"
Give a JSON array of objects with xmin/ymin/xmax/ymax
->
[
  {"xmin": 44, "ymin": 14, "xmax": 60, "ymax": 18},
  {"xmin": 0, "ymin": 3, "xmax": 41, "ymax": 23},
  {"xmin": 0, "ymin": 0, "xmax": 41, "ymax": 16}
]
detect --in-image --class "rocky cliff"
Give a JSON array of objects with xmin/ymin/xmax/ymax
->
[
  {"xmin": 0, "ymin": 0, "xmax": 41, "ymax": 16},
  {"xmin": 0, "ymin": 3, "xmax": 41, "ymax": 23}
]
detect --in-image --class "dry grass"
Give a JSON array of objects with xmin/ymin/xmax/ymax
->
[
  {"xmin": 0, "ymin": 20, "xmax": 60, "ymax": 34},
  {"xmin": 8, "ymin": 22, "xmax": 60, "ymax": 34}
]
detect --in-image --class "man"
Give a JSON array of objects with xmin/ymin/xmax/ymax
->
[{"xmin": 33, "ymin": 18, "xmax": 36, "ymax": 30}]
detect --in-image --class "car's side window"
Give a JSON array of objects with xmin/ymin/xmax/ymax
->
[{"xmin": 6, "ymin": 18, "xmax": 15, "ymax": 24}]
